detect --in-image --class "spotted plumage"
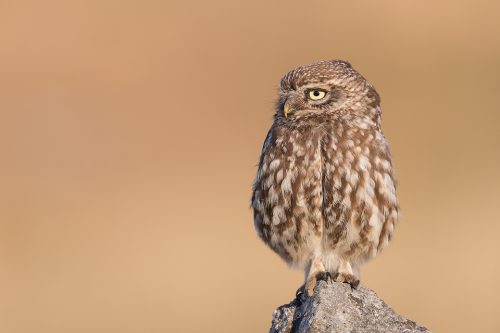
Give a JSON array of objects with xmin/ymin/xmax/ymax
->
[{"xmin": 251, "ymin": 60, "xmax": 398, "ymax": 295}]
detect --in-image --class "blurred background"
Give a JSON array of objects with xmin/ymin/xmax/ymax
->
[{"xmin": 1, "ymin": 1, "xmax": 499, "ymax": 332}]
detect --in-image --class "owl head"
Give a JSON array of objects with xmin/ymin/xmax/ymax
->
[{"xmin": 276, "ymin": 60, "xmax": 381, "ymax": 127}]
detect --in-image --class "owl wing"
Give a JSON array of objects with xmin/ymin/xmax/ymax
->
[
  {"xmin": 252, "ymin": 126, "xmax": 273, "ymax": 199},
  {"xmin": 251, "ymin": 127, "xmax": 275, "ymax": 240},
  {"xmin": 255, "ymin": 127, "xmax": 274, "ymax": 176},
  {"xmin": 261, "ymin": 127, "xmax": 274, "ymax": 154}
]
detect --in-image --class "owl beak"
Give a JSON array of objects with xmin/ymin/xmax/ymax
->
[{"xmin": 284, "ymin": 102, "xmax": 293, "ymax": 118}]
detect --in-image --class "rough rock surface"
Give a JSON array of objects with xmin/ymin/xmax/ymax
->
[{"xmin": 269, "ymin": 281, "xmax": 431, "ymax": 333}]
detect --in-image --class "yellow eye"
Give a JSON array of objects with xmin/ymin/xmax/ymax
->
[{"xmin": 308, "ymin": 89, "xmax": 326, "ymax": 100}]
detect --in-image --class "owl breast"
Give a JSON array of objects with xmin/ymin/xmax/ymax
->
[
  {"xmin": 252, "ymin": 122, "xmax": 398, "ymax": 268},
  {"xmin": 320, "ymin": 122, "xmax": 398, "ymax": 265}
]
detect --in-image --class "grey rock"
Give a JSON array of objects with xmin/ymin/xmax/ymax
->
[{"xmin": 269, "ymin": 281, "xmax": 431, "ymax": 333}]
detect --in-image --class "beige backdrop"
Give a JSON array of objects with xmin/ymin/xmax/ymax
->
[{"xmin": 1, "ymin": 1, "xmax": 500, "ymax": 332}]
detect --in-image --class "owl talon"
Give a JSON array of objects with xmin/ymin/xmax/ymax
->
[
  {"xmin": 295, "ymin": 284, "xmax": 305, "ymax": 299},
  {"xmin": 315, "ymin": 271, "xmax": 333, "ymax": 283},
  {"xmin": 334, "ymin": 272, "xmax": 360, "ymax": 289}
]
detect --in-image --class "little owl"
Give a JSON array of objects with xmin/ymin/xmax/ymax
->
[{"xmin": 251, "ymin": 60, "xmax": 399, "ymax": 296}]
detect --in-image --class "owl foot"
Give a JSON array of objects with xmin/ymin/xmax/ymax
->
[
  {"xmin": 316, "ymin": 271, "xmax": 333, "ymax": 282},
  {"xmin": 305, "ymin": 271, "xmax": 333, "ymax": 296},
  {"xmin": 334, "ymin": 272, "xmax": 360, "ymax": 289}
]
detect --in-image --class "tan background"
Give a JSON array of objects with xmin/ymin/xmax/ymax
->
[{"xmin": 1, "ymin": 1, "xmax": 500, "ymax": 332}]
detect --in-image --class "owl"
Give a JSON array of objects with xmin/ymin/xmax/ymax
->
[{"xmin": 251, "ymin": 60, "xmax": 398, "ymax": 296}]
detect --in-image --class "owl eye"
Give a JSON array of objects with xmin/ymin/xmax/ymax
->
[{"xmin": 307, "ymin": 89, "xmax": 327, "ymax": 101}]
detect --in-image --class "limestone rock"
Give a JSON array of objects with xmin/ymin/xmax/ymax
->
[{"xmin": 269, "ymin": 281, "xmax": 431, "ymax": 333}]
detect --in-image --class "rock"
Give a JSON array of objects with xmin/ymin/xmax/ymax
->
[{"xmin": 269, "ymin": 280, "xmax": 431, "ymax": 333}]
